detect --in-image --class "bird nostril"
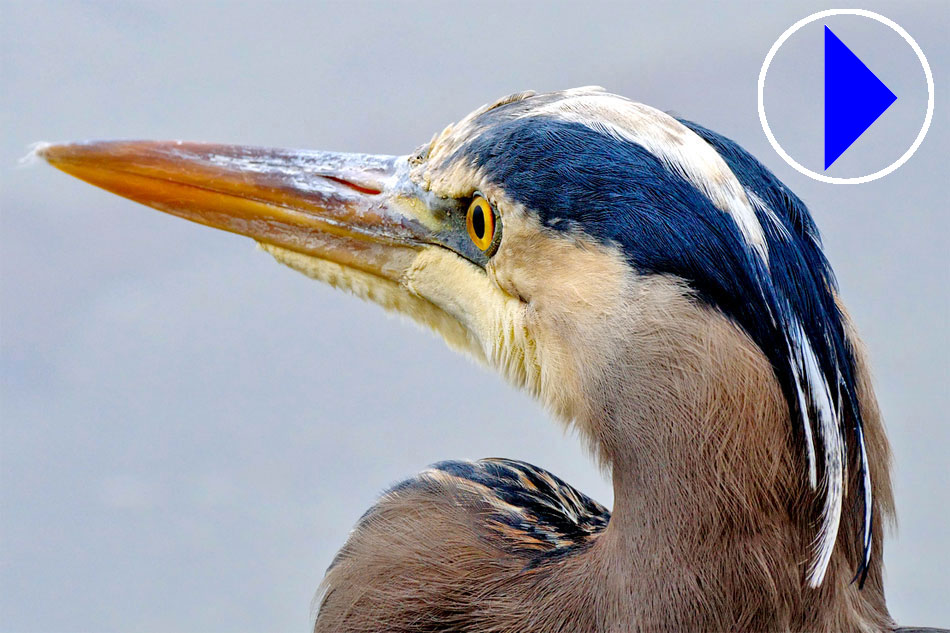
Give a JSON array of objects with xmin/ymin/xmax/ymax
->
[{"xmin": 323, "ymin": 175, "xmax": 383, "ymax": 196}]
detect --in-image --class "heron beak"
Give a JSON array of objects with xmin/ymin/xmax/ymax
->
[
  {"xmin": 37, "ymin": 141, "xmax": 436, "ymax": 283},
  {"xmin": 38, "ymin": 139, "xmax": 504, "ymax": 362}
]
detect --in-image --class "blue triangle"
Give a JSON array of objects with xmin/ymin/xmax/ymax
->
[{"xmin": 824, "ymin": 26, "xmax": 897, "ymax": 169}]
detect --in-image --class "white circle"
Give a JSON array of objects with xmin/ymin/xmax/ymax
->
[{"xmin": 758, "ymin": 9, "xmax": 934, "ymax": 185}]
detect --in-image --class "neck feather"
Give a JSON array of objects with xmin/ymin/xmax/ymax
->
[{"xmin": 559, "ymin": 277, "xmax": 894, "ymax": 632}]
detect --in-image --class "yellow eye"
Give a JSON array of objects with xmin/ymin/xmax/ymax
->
[{"xmin": 466, "ymin": 195, "xmax": 496, "ymax": 252}]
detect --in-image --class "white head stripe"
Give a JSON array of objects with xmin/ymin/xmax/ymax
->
[{"xmin": 525, "ymin": 93, "xmax": 769, "ymax": 263}]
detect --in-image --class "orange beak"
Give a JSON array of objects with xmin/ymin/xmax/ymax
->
[{"xmin": 37, "ymin": 140, "xmax": 437, "ymax": 281}]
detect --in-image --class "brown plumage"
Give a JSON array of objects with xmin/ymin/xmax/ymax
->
[{"xmin": 314, "ymin": 278, "xmax": 895, "ymax": 633}]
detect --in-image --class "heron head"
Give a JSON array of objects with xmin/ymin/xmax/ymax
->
[{"xmin": 38, "ymin": 87, "xmax": 874, "ymax": 587}]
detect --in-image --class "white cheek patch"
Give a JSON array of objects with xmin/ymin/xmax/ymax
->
[
  {"xmin": 404, "ymin": 247, "xmax": 542, "ymax": 395},
  {"xmin": 259, "ymin": 243, "xmax": 486, "ymax": 364},
  {"xmin": 525, "ymin": 93, "xmax": 769, "ymax": 264}
]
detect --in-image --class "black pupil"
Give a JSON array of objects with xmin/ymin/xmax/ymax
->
[{"xmin": 472, "ymin": 204, "xmax": 486, "ymax": 239}]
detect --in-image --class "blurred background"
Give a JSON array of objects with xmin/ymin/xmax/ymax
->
[{"xmin": 1, "ymin": 1, "xmax": 946, "ymax": 631}]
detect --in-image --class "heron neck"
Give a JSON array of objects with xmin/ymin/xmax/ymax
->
[
  {"xmin": 592, "ymin": 317, "xmax": 801, "ymax": 629},
  {"xmin": 571, "ymin": 292, "xmax": 892, "ymax": 631}
]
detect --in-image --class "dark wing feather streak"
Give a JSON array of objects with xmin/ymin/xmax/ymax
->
[{"xmin": 412, "ymin": 459, "xmax": 609, "ymax": 557}]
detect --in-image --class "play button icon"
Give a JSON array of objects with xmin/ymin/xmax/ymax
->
[
  {"xmin": 824, "ymin": 26, "xmax": 897, "ymax": 169},
  {"xmin": 758, "ymin": 9, "xmax": 934, "ymax": 184}
]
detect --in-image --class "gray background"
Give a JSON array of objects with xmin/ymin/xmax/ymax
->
[{"xmin": 1, "ymin": 1, "xmax": 946, "ymax": 631}]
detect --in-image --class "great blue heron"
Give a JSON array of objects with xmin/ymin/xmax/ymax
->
[{"xmin": 38, "ymin": 88, "xmax": 941, "ymax": 632}]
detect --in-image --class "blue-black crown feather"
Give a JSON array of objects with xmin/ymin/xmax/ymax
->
[{"xmin": 449, "ymin": 92, "xmax": 872, "ymax": 586}]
